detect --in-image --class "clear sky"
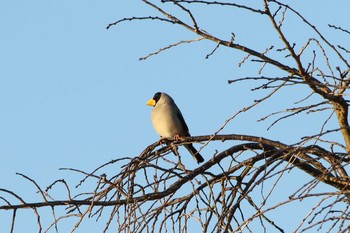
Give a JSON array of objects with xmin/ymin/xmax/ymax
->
[{"xmin": 1, "ymin": 1, "xmax": 349, "ymax": 232}]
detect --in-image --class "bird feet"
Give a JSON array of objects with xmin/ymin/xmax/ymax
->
[
  {"xmin": 158, "ymin": 135, "xmax": 181, "ymax": 144},
  {"xmin": 157, "ymin": 138, "xmax": 166, "ymax": 144}
]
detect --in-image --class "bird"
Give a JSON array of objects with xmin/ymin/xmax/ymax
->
[{"xmin": 146, "ymin": 92, "xmax": 204, "ymax": 163}]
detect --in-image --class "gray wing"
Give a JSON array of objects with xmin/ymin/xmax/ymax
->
[{"xmin": 174, "ymin": 105, "xmax": 190, "ymax": 136}]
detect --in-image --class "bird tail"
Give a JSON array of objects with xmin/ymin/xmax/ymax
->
[{"xmin": 184, "ymin": 144, "xmax": 204, "ymax": 163}]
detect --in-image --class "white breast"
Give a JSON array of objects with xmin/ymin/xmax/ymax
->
[{"xmin": 151, "ymin": 103, "xmax": 185, "ymax": 138}]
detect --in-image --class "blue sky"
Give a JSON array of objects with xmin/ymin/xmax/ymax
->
[{"xmin": 1, "ymin": 1, "xmax": 349, "ymax": 232}]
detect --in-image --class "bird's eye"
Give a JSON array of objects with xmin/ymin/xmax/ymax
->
[{"xmin": 153, "ymin": 92, "xmax": 161, "ymax": 103}]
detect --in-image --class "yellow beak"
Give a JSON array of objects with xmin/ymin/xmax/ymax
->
[{"xmin": 146, "ymin": 99, "xmax": 156, "ymax": 107}]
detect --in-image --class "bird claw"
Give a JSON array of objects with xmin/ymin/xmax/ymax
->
[
  {"xmin": 158, "ymin": 138, "xmax": 165, "ymax": 144},
  {"xmin": 174, "ymin": 134, "xmax": 181, "ymax": 141},
  {"xmin": 157, "ymin": 135, "xmax": 181, "ymax": 145}
]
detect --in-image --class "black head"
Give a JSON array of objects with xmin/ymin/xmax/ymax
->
[{"xmin": 153, "ymin": 92, "xmax": 162, "ymax": 104}]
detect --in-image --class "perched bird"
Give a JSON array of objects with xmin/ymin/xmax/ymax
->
[{"xmin": 146, "ymin": 92, "xmax": 204, "ymax": 163}]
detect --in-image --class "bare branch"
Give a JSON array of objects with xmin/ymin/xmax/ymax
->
[{"xmin": 139, "ymin": 37, "xmax": 204, "ymax": 60}]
